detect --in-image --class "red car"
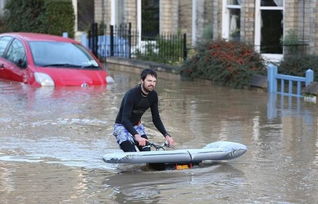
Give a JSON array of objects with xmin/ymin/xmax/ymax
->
[{"xmin": 0, "ymin": 32, "xmax": 113, "ymax": 87}]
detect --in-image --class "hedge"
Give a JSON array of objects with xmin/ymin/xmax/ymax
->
[{"xmin": 3, "ymin": 0, "xmax": 75, "ymax": 38}]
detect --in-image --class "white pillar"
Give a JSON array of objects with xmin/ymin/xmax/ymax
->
[
  {"xmin": 72, "ymin": 0, "xmax": 78, "ymax": 32},
  {"xmin": 137, "ymin": 0, "xmax": 142, "ymax": 43},
  {"xmin": 111, "ymin": 0, "xmax": 116, "ymax": 25},
  {"xmin": 192, "ymin": 0, "xmax": 197, "ymax": 46}
]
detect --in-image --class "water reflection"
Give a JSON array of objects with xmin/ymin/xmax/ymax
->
[
  {"xmin": 104, "ymin": 163, "xmax": 245, "ymax": 204},
  {"xmin": 267, "ymin": 93, "xmax": 314, "ymax": 123},
  {"xmin": 0, "ymin": 72, "xmax": 318, "ymax": 203}
]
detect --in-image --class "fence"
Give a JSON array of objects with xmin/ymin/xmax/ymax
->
[
  {"xmin": 267, "ymin": 64, "xmax": 314, "ymax": 97},
  {"xmin": 83, "ymin": 23, "xmax": 187, "ymax": 65}
]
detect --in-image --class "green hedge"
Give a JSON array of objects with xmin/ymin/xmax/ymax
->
[
  {"xmin": 43, "ymin": 0, "xmax": 75, "ymax": 37},
  {"xmin": 3, "ymin": 0, "xmax": 74, "ymax": 38}
]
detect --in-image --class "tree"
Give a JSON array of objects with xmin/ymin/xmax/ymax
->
[{"xmin": 4, "ymin": 0, "xmax": 75, "ymax": 38}]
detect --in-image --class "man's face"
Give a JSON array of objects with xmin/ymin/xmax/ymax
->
[{"xmin": 141, "ymin": 74, "xmax": 157, "ymax": 93}]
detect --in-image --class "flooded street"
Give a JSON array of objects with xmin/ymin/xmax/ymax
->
[{"xmin": 0, "ymin": 69, "xmax": 318, "ymax": 204}]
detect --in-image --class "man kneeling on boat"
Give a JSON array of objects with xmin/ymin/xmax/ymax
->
[{"xmin": 113, "ymin": 69, "xmax": 175, "ymax": 152}]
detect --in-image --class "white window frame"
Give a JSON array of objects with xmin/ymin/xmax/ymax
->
[
  {"xmin": 222, "ymin": 0, "xmax": 241, "ymax": 40},
  {"xmin": 255, "ymin": 0, "xmax": 284, "ymax": 62},
  {"xmin": 135, "ymin": 0, "xmax": 158, "ymax": 54}
]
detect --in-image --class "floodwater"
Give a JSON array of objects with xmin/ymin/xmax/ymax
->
[{"xmin": 0, "ymin": 70, "xmax": 317, "ymax": 204}]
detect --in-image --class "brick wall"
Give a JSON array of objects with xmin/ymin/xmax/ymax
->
[
  {"xmin": 160, "ymin": 0, "xmax": 179, "ymax": 33},
  {"xmin": 179, "ymin": 0, "xmax": 192, "ymax": 37},
  {"xmin": 94, "ymin": 0, "xmax": 111, "ymax": 24},
  {"xmin": 310, "ymin": 0, "xmax": 318, "ymax": 55},
  {"xmin": 92, "ymin": 0, "xmax": 318, "ymax": 56},
  {"xmin": 195, "ymin": 0, "xmax": 213, "ymax": 42},
  {"xmin": 212, "ymin": 0, "xmax": 222, "ymax": 39},
  {"xmin": 284, "ymin": 0, "xmax": 317, "ymax": 55},
  {"xmin": 241, "ymin": 0, "xmax": 255, "ymax": 44},
  {"xmin": 124, "ymin": 0, "xmax": 137, "ymax": 31}
]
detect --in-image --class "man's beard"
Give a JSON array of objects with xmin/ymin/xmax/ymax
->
[{"xmin": 142, "ymin": 83, "xmax": 154, "ymax": 93}]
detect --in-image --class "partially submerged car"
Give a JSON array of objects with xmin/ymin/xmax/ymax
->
[{"xmin": 0, "ymin": 32, "xmax": 113, "ymax": 87}]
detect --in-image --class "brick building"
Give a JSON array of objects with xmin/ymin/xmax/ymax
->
[
  {"xmin": 91, "ymin": 0, "xmax": 213, "ymax": 45},
  {"xmin": 0, "ymin": 0, "xmax": 310, "ymax": 63},
  {"xmin": 78, "ymin": 0, "xmax": 317, "ymax": 63}
]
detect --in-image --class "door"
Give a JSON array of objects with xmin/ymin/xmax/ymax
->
[
  {"xmin": 2, "ymin": 38, "xmax": 28, "ymax": 82},
  {"xmin": 0, "ymin": 36, "xmax": 13, "ymax": 79}
]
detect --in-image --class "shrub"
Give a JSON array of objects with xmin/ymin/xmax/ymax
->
[
  {"xmin": 4, "ymin": 0, "xmax": 44, "ymax": 33},
  {"xmin": 181, "ymin": 40, "xmax": 265, "ymax": 88},
  {"xmin": 0, "ymin": 16, "xmax": 7, "ymax": 33},
  {"xmin": 42, "ymin": 0, "xmax": 75, "ymax": 37},
  {"xmin": 4, "ymin": 0, "xmax": 75, "ymax": 38},
  {"xmin": 279, "ymin": 55, "xmax": 318, "ymax": 81}
]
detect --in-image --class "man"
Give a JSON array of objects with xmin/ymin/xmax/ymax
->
[{"xmin": 113, "ymin": 69, "xmax": 175, "ymax": 152}]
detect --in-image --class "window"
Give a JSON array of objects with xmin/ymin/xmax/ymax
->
[
  {"xmin": 0, "ymin": 36, "xmax": 12, "ymax": 56},
  {"xmin": 142, "ymin": 0, "xmax": 159, "ymax": 39},
  {"xmin": 5, "ymin": 39, "xmax": 26, "ymax": 67},
  {"xmin": 255, "ymin": 0, "xmax": 284, "ymax": 56},
  {"xmin": 29, "ymin": 42, "xmax": 100, "ymax": 69},
  {"xmin": 222, "ymin": 0, "xmax": 241, "ymax": 41}
]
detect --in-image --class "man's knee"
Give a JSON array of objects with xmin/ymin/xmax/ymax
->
[
  {"xmin": 118, "ymin": 134, "xmax": 150, "ymax": 152},
  {"xmin": 119, "ymin": 141, "xmax": 137, "ymax": 152}
]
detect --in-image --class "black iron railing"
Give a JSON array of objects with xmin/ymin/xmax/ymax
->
[{"xmin": 88, "ymin": 23, "xmax": 187, "ymax": 65}]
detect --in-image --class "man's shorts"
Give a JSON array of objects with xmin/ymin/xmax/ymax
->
[{"xmin": 113, "ymin": 123, "xmax": 146, "ymax": 144}]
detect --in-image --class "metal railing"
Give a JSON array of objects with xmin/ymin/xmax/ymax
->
[
  {"xmin": 267, "ymin": 64, "xmax": 314, "ymax": 97},
  {"xmin": 85, "ymin": 23, "xmax": 187, "ymax": 65}
]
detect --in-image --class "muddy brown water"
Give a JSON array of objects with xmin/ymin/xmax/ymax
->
[{"xmin": 0, "ymin": 70, "xmax": 317, "ymax": 204}]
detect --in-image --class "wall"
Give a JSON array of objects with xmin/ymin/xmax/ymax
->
[
  {"xmin": 160, "ymin": 0, "xmax": 179, "ymax": 33},
  {"xmin": 106, "ymin": 57, "xmax": 181, "ymax": 81},
  {"xmin": 92, "ymin": 0, "xmax": 213, "ymax": 46},
  {"xmin": 241, "ymin": 0, "xmax": 255, "ymax": 44},
  {"xmin": 91, "ymin": 0, "xmax": 318, "ymax": 57}
]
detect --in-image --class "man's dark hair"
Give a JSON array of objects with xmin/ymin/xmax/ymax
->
[{"xmin": 140, "ymin": 69, "xmax": 157, "ymax": 80}]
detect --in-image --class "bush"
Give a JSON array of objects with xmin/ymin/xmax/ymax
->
[
  {"xmin": 181, "ymin": 40, "xmax": 265, "ymax": 88},
  {"xmin": 0, "ymin": 16, "xmax": 7, "ymax": 33},
  {"xmin": 4, "ymin": 0, "xmax": 44, "ymax": 33},
  {"xmin": 279, "ymin": 55, "xmax": 318, "ymax": 81},
  {"xmin": 42, "ymin": 0, "xmax": 75, "ymax": 37},
  {"xmin": 3, "ymin": 0, "xmax": 75, "ymax": 38}
]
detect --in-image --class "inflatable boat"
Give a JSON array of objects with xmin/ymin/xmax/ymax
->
[{"xmin": 103, "ymin": 141, "xmax": 247, "ymax": 169}]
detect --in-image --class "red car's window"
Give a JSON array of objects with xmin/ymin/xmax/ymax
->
[
  {"xmin": 29, "ymin": 41, "xmax": 100, "ymax": 69},
  {"xmin": 4, "ymin": 39, "xmax": 27, "ymax": 67},
  {"xmin": 0, "ymin": 36, "xmax": 13, "ymax": 56}
]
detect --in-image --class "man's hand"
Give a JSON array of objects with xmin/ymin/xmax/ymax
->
[
  {"xmin": 165, "ymin": 135, "xmax": 175, "ymax": 147},
  {"xmin": 134, "ymin": 134, "xmax": 148, "ymax": 146}
]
